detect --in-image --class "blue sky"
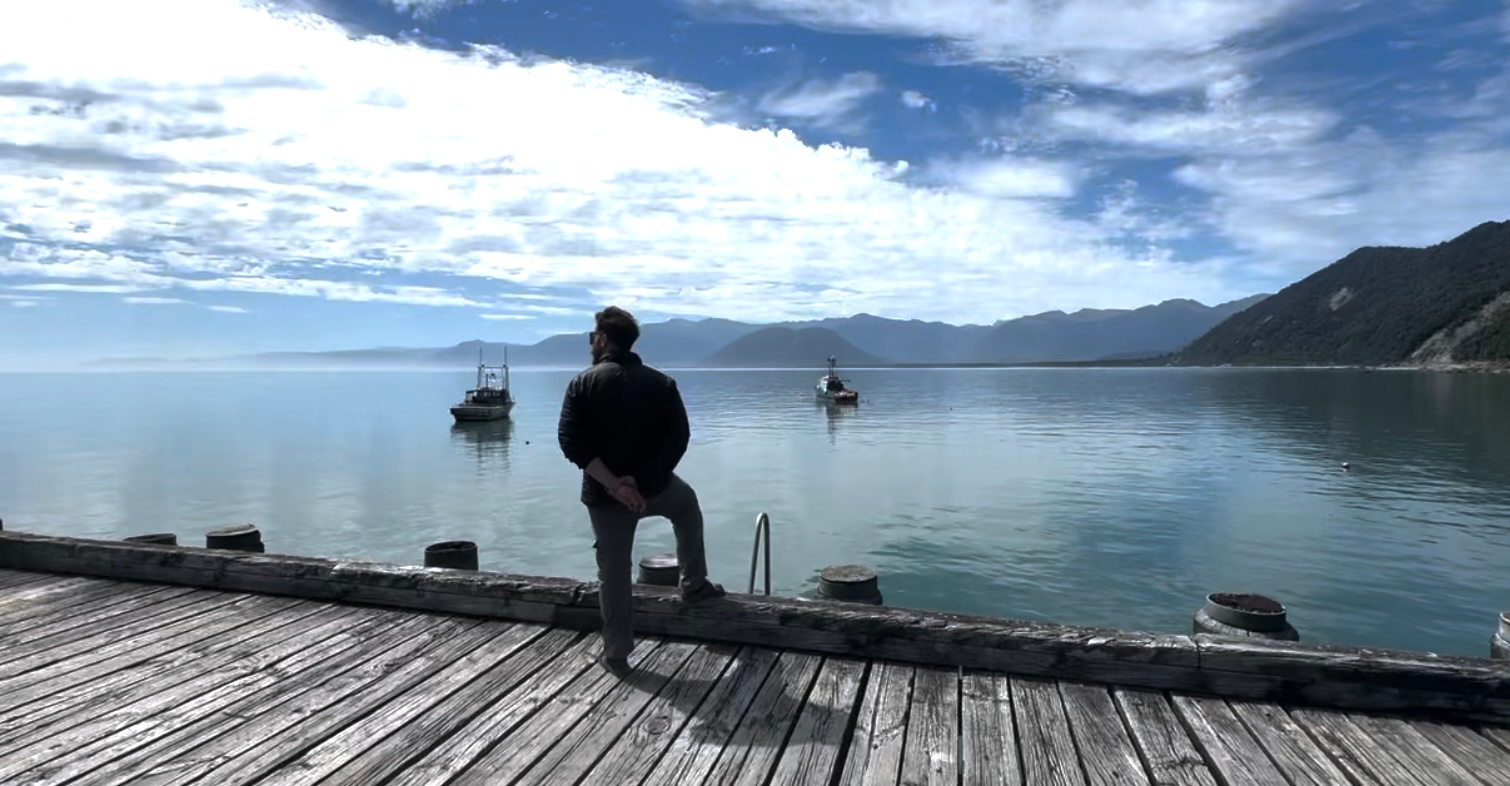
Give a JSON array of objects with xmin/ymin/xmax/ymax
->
[{"xmin": 2, "ymin": 0, "xmax": 1508, "ymax": 365}]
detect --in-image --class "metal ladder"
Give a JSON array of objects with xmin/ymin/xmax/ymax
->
[{"xmin": 748, "ymin": 512, "xmax": 771, "ymax": 595}]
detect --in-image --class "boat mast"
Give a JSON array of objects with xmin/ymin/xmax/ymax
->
[
  {"xmin": 476, "ymin": 345, "xmax": 484, "ymax": 388},
  {"xmin": 503, "ymin": 345, "xmax": 510, "ymax": 391}
]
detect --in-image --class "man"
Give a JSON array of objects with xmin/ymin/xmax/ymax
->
[{"xmin": 557, "ymin": 306, "xmax": 725, "ymax": 677}]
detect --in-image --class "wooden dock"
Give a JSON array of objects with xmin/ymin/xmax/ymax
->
[{"xmin": 3, "ymin": 565, "xmax": 1510, "ymax": 785}]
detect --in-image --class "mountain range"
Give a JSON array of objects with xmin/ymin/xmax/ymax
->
[
  {"xmin": 101, "ymin": 296, "xmax": 1269, "ymax": 369},
  {"xmin": 1172, "ymin": 220, "xmax": 1510, "ymax": 367},
  {"xmin": 86, "ymin": 218, "xmax": 1510, "ymax": 371}
]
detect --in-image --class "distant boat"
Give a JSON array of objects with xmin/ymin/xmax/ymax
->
[
  {"xmin": 451, "ymin": 346, "xmax": 515, "ymax": 422},
  {"xmin": 816, "ymin": 355, "xmax": 859, "ymax": 404}
]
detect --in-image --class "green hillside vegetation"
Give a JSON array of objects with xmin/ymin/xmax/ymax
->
[{"xmin": 1174, "ymin": 220, "xmax": 1510, "ymax": 366}]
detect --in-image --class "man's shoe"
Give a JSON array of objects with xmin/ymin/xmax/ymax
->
[
  {"xmin": 599, "ymin": 654, "xmax": 632, "ymax": 678},
  {"xmin": 681, "ymin": 579, "xmax": 727, "ymax": 604}
]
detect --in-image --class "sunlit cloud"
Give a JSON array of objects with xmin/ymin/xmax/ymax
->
[
  {"xmin": 0, "ymin": 0, "xmax": 1262, "ymax": 331},
  {"xmin": 122, "ymin": 296, "xmax": 187, "ymax": 305}
]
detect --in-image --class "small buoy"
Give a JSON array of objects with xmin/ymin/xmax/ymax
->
[
  {"xmin": 1341, "ymin": 461, "xmax": 1351, "ymax": 471},
  {"xmin": 525, "ymin": 440, "xmax": 530, "ymax": 445}
]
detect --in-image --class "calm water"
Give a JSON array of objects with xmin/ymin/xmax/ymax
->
[{"xmin": 2, "ymin": 368, "xmax": 1508, "ymax": 657}]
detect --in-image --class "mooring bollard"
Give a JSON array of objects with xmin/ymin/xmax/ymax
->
[
  {"xmin": 205, "ymin": 523, "xmax": 264, "ymax": 553},
  {"xmin": 1491, "ymin": 611, "xmax": 1510, "ymax": 660},
  {"xmin": 424, "ymin": 540, "xmax": 479, "ymax": 571},
  {"xmin": 636, "ymin": 553, "xmax": 680, "ymax": 587},
  {"xmin": 125, "ymin": 533, "xmax": 178, "ymax": 546},
  {"xmin": 1194, "ymin": 592, "xmax": 1300, "ymax": 641},
  {"xmin": 816, "ymin": 564, "xmax": 883, "ymax": 605}
]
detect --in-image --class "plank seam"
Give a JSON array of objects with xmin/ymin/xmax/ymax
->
[
  {"xmin": 1222, "ymin": 699, "xmax": 1300, "ymax": 786},
  {"xmin": 628, "ymin": 644, "xmax": 743, "ymax": 786},
  {"xmin": 1281, "ymin": 704, "xmax": 1371, "ymax": 786},
  {"xmin": 758, "ymin": 653, "xmax": 827, "ymax": 786},
  {"xmin": 825, "ymin": 659, "xmax": 873, "ymax": 786}
]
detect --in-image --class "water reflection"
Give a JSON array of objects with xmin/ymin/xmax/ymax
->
[
  {"xmin": 450, "ymin": 419, "xmax": 515, "ymax": 472},
  {"xmin": 818, "ymin": 401, "xmax": 859, "ymax": 443}
]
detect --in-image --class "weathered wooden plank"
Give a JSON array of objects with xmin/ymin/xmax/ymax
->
[
  {"xmin": 766, "ymin": 657, "xmax": 868, "ymax": 786},
  {"xmin": 445, "ymin": 641, "xmax": 658, "ymax": 786},
  {"xmin": 0, "ymin": 581, "xmax": 181, "ymax": 633},
  {"xmin": 313, "ymin": 626, "xmax": 577, "ymax": 786},
  {"xmin": 961, "ymin": 672, "xmax": 1023, "ymax": 786},
  {"xmin": 838, "ymin": 660, "xmax": 914, "ymax": 786},
  {"xmin": 1482, "ymin": 725, "xmax": 1510, "ymax": 754},
  {"xmin": 1225, "ymin": 700, "xmax": 1353, "ymax": 786},
  {"xmin": 127, "ymin": 614, "xmax": 485, "ymax": 786},
  {"xmin": 250, "ymin": 622, "xmax": 546, "ymax": 786},
  {"xmin": 0, "ymin": 600, "xmax": 346, "ymax": 744},
  {"xmin": 5, "ymin": 608, "xmax": 405, "ymax": 786},
  {"xmin": 61, "ymin": 611, "xmax": 439, "ymax": 786},
  {"xmin": 1112, "ymin": 689, "xmax": 1216, "ymax": 786},
  {"xmin": 1013, "ymin": 676, "xmax": 1086, "ymax": 786},
  {"xmin": 1169, "ymin": 695, "xmax": 1290, "ymax": 786},
  {"xmin": 0, "ymin": 530, "xmax": 583, "ymax": 621},
  {"xmin": 0, "ymin": 594, "xmax": 305, "ymax": 712},
  {"xmin": 701, "ymin": 651, "xmax": 825, "ymax": 786},
  {"xmin": 1058, "ymin": 681, "xmax": 1149, "ymax": 786},
  {"xmin": 510, "ymin": 641, "xmax": 703, "ymax": 786},
  {"xmin": 1346, "ymin": 714, "xmax": 1484, "ymax": 785},
  {"xmin": 7, "ymin": 532, "xmax": 1508, "ymax": 723},
  {"xmin": 1195, "ymin": 635, "xmax": 1510, "ymax": 723},
  {"xmin": 578, "ymin": 643, "xmax": 738, "ymax": 786},
  {"xmin": 0, "ymin": 570, "xmax": 53, "ymax": 589},
  {"xmin": 381, "ymin": 634, "xmax": 601, "ymax": 786},
  {"xmin": 0, "ymin": 602, "xmax": 387, "ymax": 783},
  {"xmin": 1290, "ymin": 707, "xmax": 1430, "ymax": 786},
  {"xmin": 0, "ymin": 588, "xmax": 234, "ymax": 675},
  {"xmin": 638, "ymin": 647, "xmax": 781, "ymax": 786},
  {"xmin": 1410, "ymin": 719, "xmax": 1510, "ymax": 782},
  {"xmin": 899, "ymin": 666, "xmax": 958, "ymax": 786}
]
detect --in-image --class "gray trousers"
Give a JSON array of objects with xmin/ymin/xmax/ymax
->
[{"xmin": 588, "ymin": 474, "xmax": 709, "ymax": 660}]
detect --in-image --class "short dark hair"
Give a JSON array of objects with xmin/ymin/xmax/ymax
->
[{"xmin": 594, "ymin": 306, "xmax": 640, "ymax": 350}]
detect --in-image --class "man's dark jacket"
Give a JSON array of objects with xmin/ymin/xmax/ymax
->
[{"xmin": 557, "ymin": 350, "xmax": 690, "ymax": 508}]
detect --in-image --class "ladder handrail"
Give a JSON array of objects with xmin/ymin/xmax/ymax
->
[{"xmin": 749, "ymin": 512, "xmax": 771, "ymax": 595}]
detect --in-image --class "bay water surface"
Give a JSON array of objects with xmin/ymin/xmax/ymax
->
[{"xmin": 2, "ymin": 367, "xmax": 1507, "ymax": 656}]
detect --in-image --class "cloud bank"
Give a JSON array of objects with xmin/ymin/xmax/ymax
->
[{"xmin": 3, "ymin": 0, "xmax": 1507, "ymax": 338}]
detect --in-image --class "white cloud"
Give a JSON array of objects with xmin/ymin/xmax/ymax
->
[
  {"xmin": 122, "ymin": 296, "xmax": 187, "ymax": 305},
  {"xmin": 930, "ymin": 158, "xmax": 1078, "ymax": 199},
  {"xmin": 900, "ymin": 90, "xmax": 935, "ymax": 112},
  {"xmin": 479, "ymin": 313, "xmax": 532, "ymax": 320},
  {"xmin": 1047, "ymin": 101, "xmax": 1338, "ymax": 158},
  {"xmin": 9, "ymin": 283, "xmax": 149, "ymax": 294},
  {"xmin": 677, "ymin": 0, "xmax": 1309, "ymax": 95},
  {"xmin": 10, "ymin": 301, "xmax": 39, "ymax": 309},
  {"xmin": 0, "ymin": 0, "xmax": 1274, "ymax": 328},
  {"xmin": 756, "ymin": 71, "xmax": 881, "ymax": 132},
  {"xmin": 207, "ymin": 305, "xmax": 248, "ymax": 313}
]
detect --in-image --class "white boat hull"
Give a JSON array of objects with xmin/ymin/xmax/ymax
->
[{"xmin": 450, "ymin": 401, "xmax": 515, "ymax": 422}]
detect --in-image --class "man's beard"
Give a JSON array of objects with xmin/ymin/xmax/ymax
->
[{"xmin": 591, "ymin": 346, "xmax": 607, "ymax": 364}]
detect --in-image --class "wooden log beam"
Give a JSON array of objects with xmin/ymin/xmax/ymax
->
[{"xmin": 1, "ymin": 530, "xmax": 1505, "ymax": 722}]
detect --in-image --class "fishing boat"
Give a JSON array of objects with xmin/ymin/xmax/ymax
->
[
  {"xmin": 450, "ymin": 347, "xmax": 515, "ymax": 422},
  {"xmin": 815, "ymin": 355, "xmax": 859, "ymax": 404}
]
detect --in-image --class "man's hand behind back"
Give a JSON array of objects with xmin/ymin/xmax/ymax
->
[{"xmin": 612, "ymin": 476, "xmax": 647, "ymax": 513}]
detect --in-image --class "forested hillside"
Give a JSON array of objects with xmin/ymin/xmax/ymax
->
[{"xmin": 1174, "ymin": 221, "xmax": 1510, "ymax": 366}]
